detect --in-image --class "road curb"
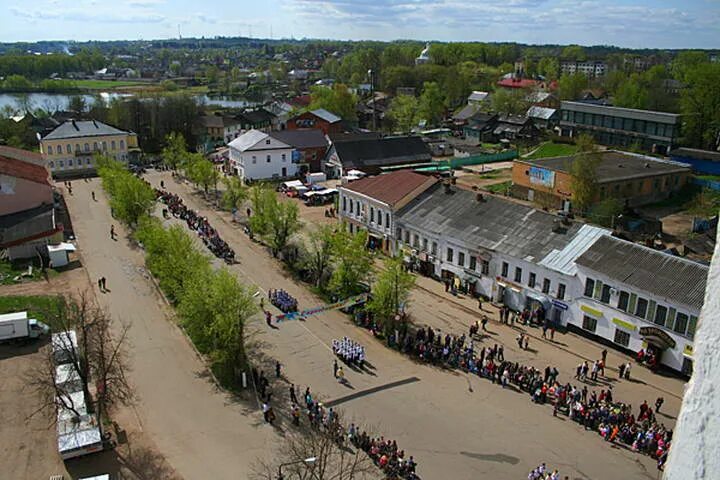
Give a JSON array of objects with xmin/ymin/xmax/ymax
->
[{"xmin": 414, "ymin": 282, "xmax": 683, "ymax": 400}]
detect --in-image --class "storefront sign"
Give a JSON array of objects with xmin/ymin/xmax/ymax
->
[
  {"xmin": 639, "ymin": 326, "xmax": 677, "ymax": 349},
  {"xmin": 612, "ymin": 317, "xmax": 637, "ymax": 331},
  {"xmin": 552, "ymin": 300, "xmax": 569, "ymax": 310},
  {"xmin": 683, "ymin": 344, "xmax": 693, "ymax": 357},
  {"xmin": 496, "ymin": 277, "xmax": 522, "ymax": 293},
  {"xmin": 529, "ymin": 166, "xmax": 555, "ymax": 188},
  {"xmin": 581, "ymin": 305, "xmax": 602, "ymax": 317},
  {"xmin": 464, "ymin": 268, "xmax": 482, "ymax": 279}
]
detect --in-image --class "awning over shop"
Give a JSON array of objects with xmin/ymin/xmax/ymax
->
[{"xmin": 639, "ymin": 326, "xmax": 677, "ymax": 350}]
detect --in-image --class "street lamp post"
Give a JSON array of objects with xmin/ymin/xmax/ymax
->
[
  {"xmin": 277, "ymin": 456, "xmax": 317, "ymax": 480},
  {"xmin": 367, "ymin": 69, "xmax": 376, "ymax": 131}
]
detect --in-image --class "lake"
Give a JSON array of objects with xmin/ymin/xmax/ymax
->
[{"xmin": 0, "ymin": 92, "xmax": 257, "ymax": 113}]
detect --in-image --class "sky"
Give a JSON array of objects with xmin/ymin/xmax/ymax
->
[{"xmin": 2, "ymin": 0, "xmax": 719, "ymax": 49}]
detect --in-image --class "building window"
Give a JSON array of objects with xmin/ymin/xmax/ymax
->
[
  {"xmin": 58, "ymin": 145, "xmax": 64, "ymax": 154},
  {"xmin": 59, "ymin": 160, "xmax": 64, "ymax": 167},
  {"xmin": 93, "ymin": 142, "xmax": 98, "ymax": 151},
  {"xmin": 458, "ymin": 252, "xmax": 465, "ymax": 267},
  {"xmin": 378, "ymin": 212, "xmax": 383, "ymax": 226},
  {"xmin": 688, "ymin": 315, "xmax": 698, "ymax": 340},
  {"xmin": 501, "ymin": 262, "xmax": 508, "ymax": 277},
  {"xmin": 75, "ymin": 143, "xmax": 80, "ymax": 152},
  {"xmin": 584, "ymin": 278, "xmax": 595, "ymax": 297},
  {"xmin": 252, "ymin": 156, "xmax": 257, "ymax": 164},
  {"xmin": 266, "ymin": 155, "xmax": 271, "ymax": 163},
  {"xmin": 582, "ymin": 315, "xmax": 597, "ymax": 332},
  {"xmin": 528, "ymin": 272, "xmax": 536, "ymax": 288},
  {"xmin": 68, "ymin": 159, "xmax": 73, "ymax": 166},
  {"xmin": 614, "ymin": 328, "xmax": 630, "ymax": 347},
  {"xmin": 84, "ymin": 143, "xmax": 89, "ymax": 152},
  {"xmin": 431, "ymin": 242, "xmax": 437, "ymax": 256},
  {"xmin": 481, "ymin": 259, "xmax": 489, "ymax": 275},
  {"xmin": 422, "ymin": 238, "xmax": 428, "ymax": 251},
  {"xmin": 266, "ymin": 139, "xmax": 271, "ymax": 144},
  {"xmin": 120, "ymin": 140, "xmax": 125, "ymax": 149},
  {"xmin": 618, "ymin": 291, "xmax": 630, "ymax": 311},
  {"xmin": 385, "ymin": 213, "xmax": 390, "ymax": 227},
  {"xmin": 102, "ymin": 141, "xmax": 107, "ymax": 151},
  {"xmin": 47, "ymin": 145, "xmax": 53, "ymax": 155},
  {"xmin": 654, "ymin": 305, "xmax": 667, "ymax": 327},
  {"xmin": 87, "ymin": 158, "xmax": 91, "ymax": 164},
  {"xmin": 674, "ymin": 312, "xmax": 689, "ymax": 335},
  {"xmin": 542, "ymin": 278, "xmax": 550, "ymax": 294},
  {"xmin": 600, "ymin": 284, "xmax": 612, "ymax": 304},
  {"xmin": 514, "ymin": 267, "xmax": 522, "ymax": 283},
  {"xmin": 370, "ymin": 208, "xmax": 374, "ymax": 223},
  {"xmin": 469, "ymin": 256, "xmax": 477, "ymax": 271},
  {"xmin": 635, "ymin": 297, "xmax": 648, "ymax": 319},
  {"xmin": 49, "ymin": 161, "xmax": 54, "ymax": 168},
  {"xmin": 281, "ymin": 154, "xmax": 286, "ymax": 161},
  {"xmin": 111, "ymin": 140, "xmax": 116, "ymax": 150},
  {"xmin": 404, "ymin": 230, "xmax": 410, "ymax": 243},
  {"xmin": 342, "ymin": 197, "xmax": 347, "ymax": 211},
  {"xmin": 557, "ymin": 283, "xmax": 566, "ymax": 300},
  {"xmin": 446, "ymin": 248, "xmax": 454, "ymax": 262},
  {"xmin": 412, "ymin": 234, "xmax": 419, "ymax": 248}
]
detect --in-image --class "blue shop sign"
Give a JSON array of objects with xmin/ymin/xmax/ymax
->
[{"xmin": 552, "ymin": 300, "xmax": 569, "ymax": 310}]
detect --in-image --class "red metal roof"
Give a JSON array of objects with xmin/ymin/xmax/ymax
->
[
  {"xmin": 342, "ymin": 170, "xmax": 438, "ymax": 207},
  {"xmin": 0, "ymin": 155, "xmax": 51, "ymax": 185},
  {"xmin": 497, "ymin": 78, "xmax": 539, "ymax": 89}
]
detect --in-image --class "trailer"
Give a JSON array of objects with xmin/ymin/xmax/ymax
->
[
  {"xmin": 0, "ymin": 311, "xmax": 50, "ymax": 343},
  {"xmin": 52, "ymin": 330, "xmax": 78, "ymax": 365},
  {"xmin": 57, "ymin": 412, "xmax": 105, "ymax": 460}
]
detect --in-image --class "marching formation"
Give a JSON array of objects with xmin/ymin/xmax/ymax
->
[
  {"xmin": 155, "ymin": 189, "xmax": 236, "ymax": 263},
  {"xmin": 332, "ymin": 337, "xmax": 366, "ymax": 367},
  {"xmin": 269, "ymin": 288, "xmax": 298, "ymax": 313}
]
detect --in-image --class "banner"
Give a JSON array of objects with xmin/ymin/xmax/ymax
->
[
  {"xmin": 529, "ymin": 166, "xmax": 555, "ymax": 188},
  {"xmin": 275, "ymin": 294, "xmax": 369, "ymax": 322}
]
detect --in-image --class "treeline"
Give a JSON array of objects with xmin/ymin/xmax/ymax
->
[
  {"xmin": 0, "ymin": 49, "xmax": 105, "ymax": 79},
  {"xmin": 97, "ymin": 158, "xmax": 257, "ymax": 385},
  {"xmin": 0, "ymin": 74, "xmax": 85, "ymax": 92}
]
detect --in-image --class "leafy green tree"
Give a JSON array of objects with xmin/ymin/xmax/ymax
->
[
  {"xmin": 568, "ymin": 135, "xmax": 600, "ymax": 214},
  {"xmin": 161, "ymin": 132, "xmax": 188, "ymax": 171},
  {"xmin": 3, "ymin": 74, "xmax": 33, "ymax": 92},
  {"xmin": 386, "ymin": 94, "xmax": 419, "ymax": 133},
  {"xmin": 267, "ymin": 200, "xmax": 300, "ymax": 257},
  {"xmin": 308, "ymin": 84, "xmax": 358, "ymax": 122},
  {"xmin": 221, "ymin": 176, "xmax": 248, "ymax": 212},
  {"xmin": 68, "ymin": 95, "xmax": 87, "ymax": 114},
  {"xmin": 557, "ymin": 73, "xmax": 588, "ymax": 101},
  {"xmin": 329, "ymin": 229, "xmax": 373, "ymax": 299},
  {"xmin": 187, "ymin": 154, "xmax": 217, "ymax": 194},
  {"xmin": 96, "ymin": 156, "xmax": 155, "ymax": 227},
  {"xmin": 178, "ymin": 268, "xmax": 257, "ymax": 382},
  {"xmin": 589, "ymin": 197, "xmax": 624, "ymax": 227},
  {"xmin": 614, "ymin": 74, "xmax": 649, "ymax": 110},
  {"xmin": 672, "ymin": 51, "xmax": 710, "ymax": 83},
  {"xmin": 417, "ymin": 81, "xmax": 445, "ymax": 126},
  {"xmin": 679, "ymin": 63, "xmax": 720, "ymax": 149},
  {"xmin": 306, "ymin": 225, "xmax": 336, "ymax": 289},
  {"xmin": 536, "ymin": 57, "xmax": 559, "ymax": 80},
  {"xmin": 561, "ymin": 45, "xmax": 586, "ymax": 61},
  {"xmin": 491, "ymin": 89, "xmax": 530, "ymax": 115},
  {"xmin": 248, "ymin": 184, "xmax": 276, "ymax": 236},
  {"xmin": 367, "ymin": 255, "xmax": 415, "ymax": 337}
]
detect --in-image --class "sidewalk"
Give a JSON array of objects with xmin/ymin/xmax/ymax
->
[{"xmin": 411, "ymin": 273, "xmax": 686, "ymax": 402}]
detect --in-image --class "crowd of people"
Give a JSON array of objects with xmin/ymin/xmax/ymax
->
[
  {"xmin": 527, "ymin": 463, "xmax": 564, "ymax": 480},
  {"xmin": 332, "ymin": 337, "xmax": 366, "ymax": 367},
  {"xmin": 378, "ymin": 320, "xmax": 672, "ymax": 468},
  {"xmin": 155, "ymin": 189, "xmax": 236, "ymax": 263},
  {"xmin": 269, "ymin": 288, "xmax": 298, "ymax": 313}
]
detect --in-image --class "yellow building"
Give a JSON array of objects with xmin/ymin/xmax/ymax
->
[{"xmin": 40, "ymin": 120, "xmax": 140, "ymax": 177}]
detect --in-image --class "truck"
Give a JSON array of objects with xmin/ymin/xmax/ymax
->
[{"xmin": 0, "ymin": 311, "xmax": 50, "ymax": 343}]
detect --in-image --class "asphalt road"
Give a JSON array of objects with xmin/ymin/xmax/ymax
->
[{"xmin": 63, "ymin": 171, "xmax": 675, "ymax": 480}]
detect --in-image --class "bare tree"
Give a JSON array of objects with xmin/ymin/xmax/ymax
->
[
  {"xmin": 251, "ymin": 414, "xmax": 376, "ymax": 480},
  {"xmin": 25, "ymin": 292, "xmax": 134, "ymax": 424}
]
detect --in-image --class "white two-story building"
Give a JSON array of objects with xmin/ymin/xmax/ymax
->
[
  {"xmin": 228, "ymin": 129, "xmax": 297, "ymax": 182},
  {"xmin": 338, "ymin": 170, "xmax": 437, "ymax": 253},
  {"xmin": 573, "ymin": 235, "xmax": 705, "ymax": 375}
]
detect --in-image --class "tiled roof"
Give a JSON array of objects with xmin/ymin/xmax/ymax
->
[
  {"xmin": 331, "ymin": 136, "xmax": 431, "ymax": 170},
  {"xmin": 497, "ymin": 78, "xmax": 538, "ymax": 89},
  {"xmin": 341, "ymin": 170, "xmax": 438, "ymax": 207},
  {"xmin": 0, "ymin": 155, "xmax": 50, "ymax": 185},
  {"xmin": 270, "ymin": 130, "xmax": 328, "ymax": 149},
  {"xmin": 575, "ymin": 235, "xmax": 708, "ymax": 311},
  {"xmin": 43, "ymin": 120, "xmax": 130, "ymax": 140}
]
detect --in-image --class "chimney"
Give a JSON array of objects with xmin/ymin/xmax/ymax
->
[
  {"xmin": 552, "ymin": 218, "xmax": 567, "ymax": 233},
  {"xmin": 71, "ymin": 120, "xmax": 78, "ymax": 131},
  {"xmin": 92, "ymin": 120, "xmax": 98, "ymax": 128}
]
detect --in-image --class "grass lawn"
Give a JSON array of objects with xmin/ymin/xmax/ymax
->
[
  {"xmin": 696, "ymin": 174, "xmax": 720, "ymax": 182},
  {"xmin": 0, "ymin": 259, "xmax": 60, "ymax": 286},
  {"xmin": 525, "ymin": 142, "xmax": 580, "ymax": 160},
  {"xmin": 72, "ymin": 79, "xmax": 147, "ymax": 90},
  {"xmin": 485, "ymin": 180, "xmax": 512, "ymax": 194},
  {"xmin": 0, "ymin": 295, "xmax": 63, "ymax": 324}
]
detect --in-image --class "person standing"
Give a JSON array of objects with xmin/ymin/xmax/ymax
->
[
  {"xmin": 275, "ymin": 361, "xmax": 281, "ymax": 378},
  {"xmin": 91, "ymin": 191, "xmax": 96, "ymax": 201},
  {"xmin": 655, "ymin": 396, "xmax": 664, "ymax": 414},
  {"xmin": 601, "ymin": 349, "xmax": 608, "ymax": 364},
  {"xmin": 101, "ymin": 277, "xmax": 107, "ymax": 291},
  {"xmin": 481, "ymin": 315, "xmax": 488, "ymax": 332},
  {"xmin": 110, "ymin": 225, "xmax": 116, "ymax": 240},
  {"xmin": 336, "ymin": 366, "xmax": 345, "ymax": 384},
  {"xmin": 619, "ymin": 363, "xmax": 626, "ymax": 379},
  {"xmin": 289, "ymin": 384, "xmax": 298, "ymax": 405},
  {"xmin": 98, "ymin": 278, "xmax": 104, "ymax": 292},
  {"xmin": 333, "ymin": 359, "xmax": 339, "ymax": 378},
  {"xmin": 624, "ymin": 362, "xmax": 632, "ymax": 380},
  {"xmin": 477, "ymin": 297, "xmax": 483, "ymax": 311}
]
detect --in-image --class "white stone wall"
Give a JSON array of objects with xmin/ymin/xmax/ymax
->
[{"xmin": 664, "ymin": 231, "xmax": 720, "ymax": 480}]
